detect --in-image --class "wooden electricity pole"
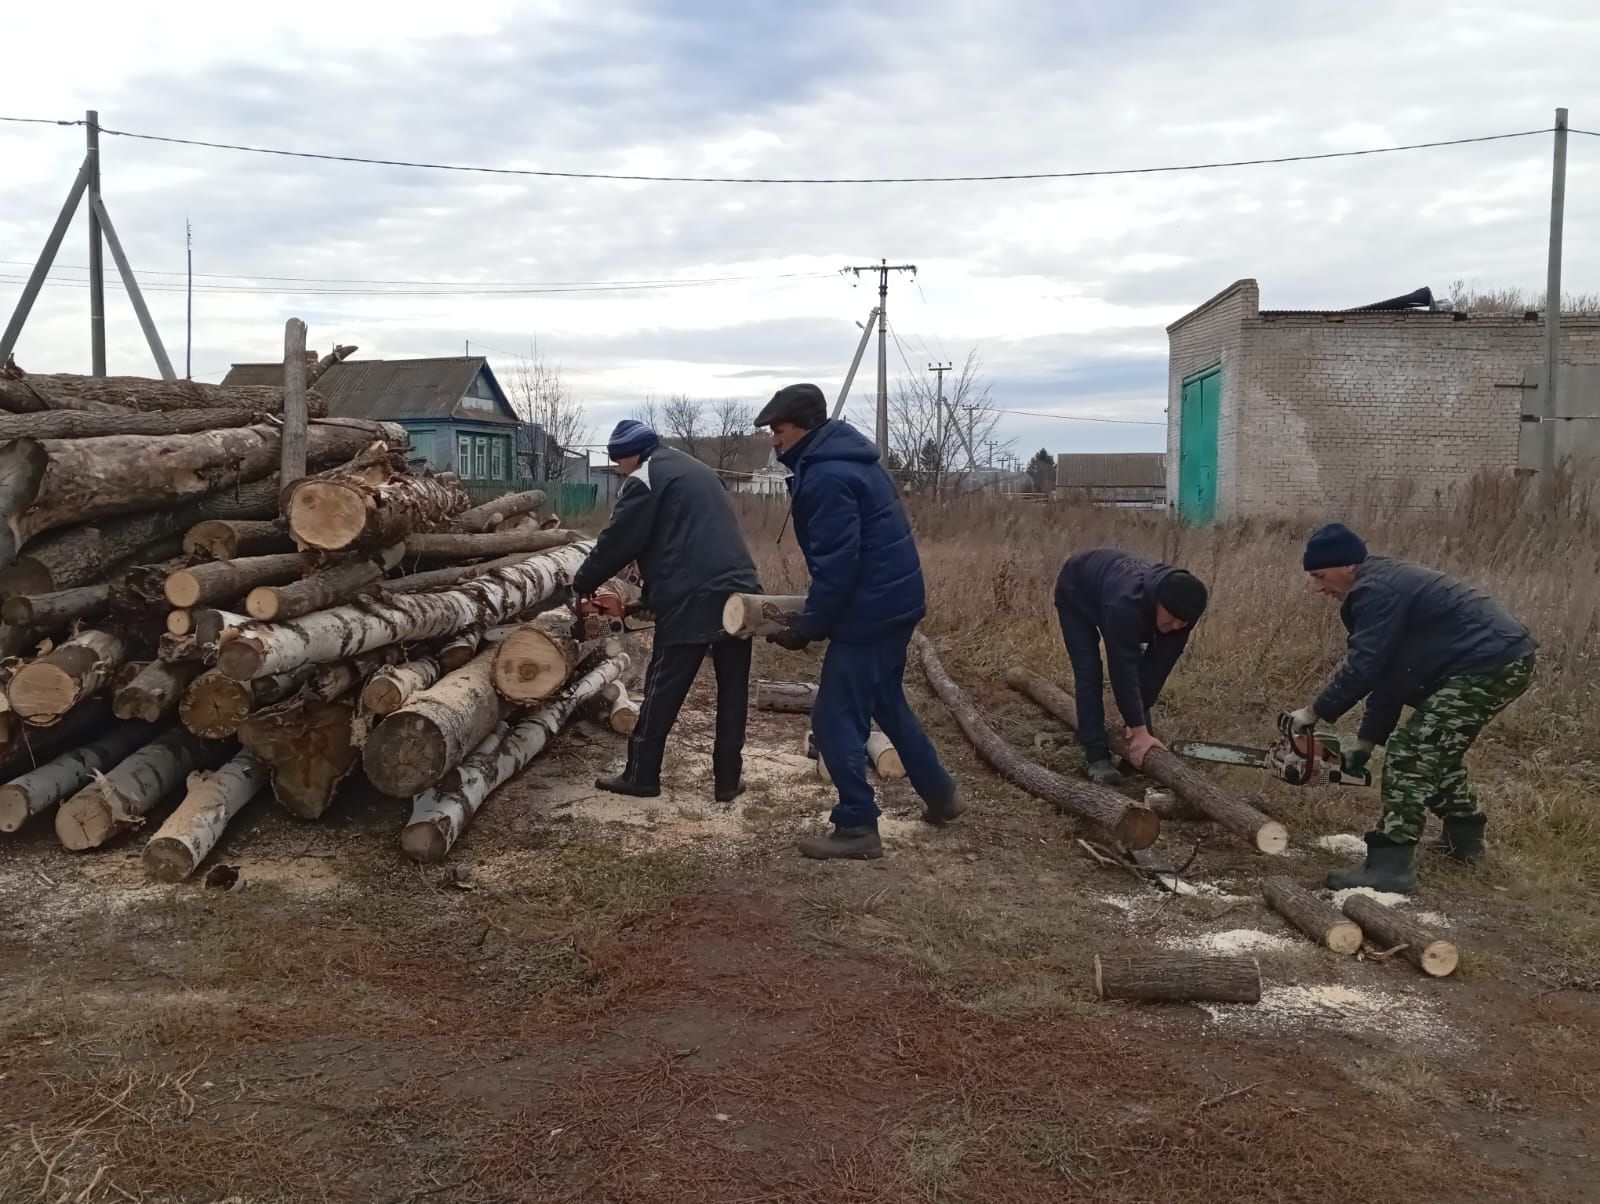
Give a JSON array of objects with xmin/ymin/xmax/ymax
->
[{"xmin": 1541, "ymin": 107, "xmax": 1569, "ymax": 479}]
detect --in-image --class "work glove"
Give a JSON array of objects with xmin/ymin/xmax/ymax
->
[
  {"xmin": 1278, "ymin": 706, "xmax": 1318, "ymax": 738},
  {"xmin": 1343, "ymin": 739, "xmax": 1375, "ymax": 777},
  {"xmin": 766, "ymin": 629, "xmax": 810, "ymax": 652}
]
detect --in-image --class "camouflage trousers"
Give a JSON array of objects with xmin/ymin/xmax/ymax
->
[{"xmin": 1376, "ymin": 654, "xmax": 1536, "ymax": 843}]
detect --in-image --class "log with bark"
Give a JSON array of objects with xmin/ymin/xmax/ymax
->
[
  {"xmin": 434, "ymin": 628, "xmax": 483, "ymax": 672},
  {"xmin": 754, "ymin": 680, "xmax": 817, "ymax": 713},
  {"xmin": 182, "ymin": 518, "xmax": 293, "ymax": 560},
  {"xmin": 362, "ymin": 647, "xmax": 509, "ymax": 797},
  {"xmin": 600, "ymin": 680, "xmax": 638, "ymax": 734},
  {"xmin": 0, "ymin": 699, "xmax": 111, "ymax": 778},
  {"xmin": 243, "ymin": 544, "xmax": 402, "ymax": 621},
  {"xmin": 163, "ymin": 552, "xmax": 307, "ymax": 609},
  {"xmin": 1, "ymin": 583, "xmax": 109, "ymax": 628},
  {"xmin": 0, "ymin": 722, "xmax": 154, "ymax": 833},
  {"xmin": 359, "ymin": 653, "xmax": 443, "ymax": 717},
  {"xmin": 7, "ymin": 629, "xmax": 125, "ymax": 725},
  {"xmin": 0, "ymin": 406, "xmax": 262, "ymax": 442},
  {"xmin": 403, "ymin": 527, "xmax": 579, "ymax": 561},
  {"xmin": 0, "ymin": 418, "xmax": 406, "ymax": 567},
  {"xmin": 1262, "ymin": 876, "xmax": 1364, "ymax": 955},
  {"xmin": 378, "ymin": 552, "xmax": 529, "ymax": 597},
  {"xmin": 142, "ymin": 753, "xmax": 268, "ymax": 882},
  {"xmin": 1005, "ymin": 667, "xmax": 1288, "ymax": 856},
  {"xmin": 814, "ymin": 731, "xmax": 905, "ymax": 784},
  {"xmin": 916, "ymin": 635, "xmax": 1159, "ymax": 849},
  {"xmin": 180, "ymin": 667, "xmax": 311, "ymax": 739},
  {"xmin": 402, "ymin": 654, "xmax": 627, "ymax": 863},
  {"xmin": 166, "ymin": 609, "xmax": 193, "ymax": 636},
  {"xmin": 1340, "ymin": 894, "xmax": 1459, "ymax": 977},
  {"xmin": 215, "ymin": 541, "xmax": 592, "ymax": 681},
  {"xmin": 722, "ymin": 593, "xmax": 806, "ymax": 639},
  {"xmin": 55, "ymin": 727, "xmax": 231, "ymax": 850},
  {"xmin": 1093, "ymin": 953, "xmax": 1262, "ymax": 1004},
  {"xmin": 305, "ymin": 344, "xmax": 357, "ymax": 387},
  {"xmin": 193, "ymin": 608, "xmax": 251, "ymax": 657},
  {"xmin": 114, "ymin": 660, "xmax": 204, "ymax": 723},
  {"xmin": 284, "ymin": 461, "xmax": 467, "ymax": 553},
  {"xmin": 0, "ymin": 373, "xmax": 328, "ymax": 416},
  {"xmin": 452, "ymin": 489, "xmax": 547, "ymax": 533}
]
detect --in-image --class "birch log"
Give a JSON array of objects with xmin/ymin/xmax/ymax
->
[
  {"xmin": 435, "ymin": 628, "xmax": 483, "ymax": 672},
  {"xmin": 452, "ymin": 489, "xmax": 547, "ymax": 533},
  {"xmin": 722, "ymin": 593, "xmax": 806, "ymax": 639},
  {"xmin": 916, "ymin": 634, "xmax": 1159, "ymax": 849},
  {"xmin": 359, "ymin": 654, "xmax": 442, "ymax": 716},
  {"xmin": 114, "ymin": 660, "xmax": 204, "ymax": 722},
  {"xmin": 0, "ymin": 722, "xmax": 154, "ymax": 832},
  {"xmin": 362, "ymin": 648, "xmax": 508, "ymax": 797},
  {"xmin": 378, "ymin": 552, "xmax": 528, "ymax": 597},
  {"xmin": 182, "ymin": 518, "xmax": 293, "ymax": 561},
  {"xmin": 142, "ymin": 754, "xmax": 268, "ymax": 882},
  {"xmin": 7, "ymin": 629, "xmax": 125, "ymax": 725},
  {"xmin": 286, "ymin": 467, "xmax": 467, "ymax": 553},
  {"xmin": 164, "ymin": 552, "xmax": 307, "ymax": 609},
  {"xmin": 1262, "ymin": 876, "xmax": 1364, "ymax": 955},
  {"xmin": 216, "ymin": 541, "xmax": 592, "ymax": 681},
  {"xmin": 814, "ymin": 731, "xmax": 906, "ymax": 784},
  {"xmin": 243, "ymin": 543, "xmax": 402, "ymax": 621},
  {"xmin": 402, "ymin": 655, "xmax": 626, "ymax": 862},
  {"xmin": 55, "ymin": 728, "xmax": 230, "ymax": 850},
  {"xmin": 600, "ymin": 680, "xmax": 638, "ymax": 734},
  {"xmin": 490, "ymin": 612, "xmax": 589, "ymax": 704},
  {"xmin": 403, "ymin": 528, "xmax": 578, "ymax": 561},
  {"xmin": 754, "ymin": 680, "xmax": 817, "ymax": 713},
  {"xmin": 180, "ymin": 667, "xmax": 310, "ymax": 739}
]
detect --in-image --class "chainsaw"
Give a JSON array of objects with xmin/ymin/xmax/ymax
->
[
  {"xmin": 570, "ymin": 569, "xmax": 652, "ymax": 641},
  {"xmin": 1169, "ymin": 721, "xmax": 1372, "ymax": 787}
]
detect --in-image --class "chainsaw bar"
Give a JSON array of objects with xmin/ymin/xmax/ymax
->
[{"xmin": 1167, "ymin": 740, "xmax": 1270, "ymax": 768}]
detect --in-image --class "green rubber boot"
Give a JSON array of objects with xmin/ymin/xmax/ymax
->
[
  {"xmin": 1325, "ymin": 833, "xmax": 1418, "ymax": 894},
  {"xmin": 1431, "ymin": 814, "xmax": 1487, "ymax": 863}
]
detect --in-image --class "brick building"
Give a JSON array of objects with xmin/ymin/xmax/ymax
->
[{"xmin": 1165, "ymin": 279, "xmax": 1600, "ymax": 520}]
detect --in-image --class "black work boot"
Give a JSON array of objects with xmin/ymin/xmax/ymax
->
[
  {"xmin": 595, "ymin": 774, "xmax": 660, "ymax": 798},
  {"xmin": 1086, "ymin": 759, "xmax": 1126, "ymax": 787},
  {"xmin": 796, "ymin": 827, "xmax": 884, "ymax": 861},
  {"xmin": 1325, "ymin": 833, "xmax": 1418, "ymax": 894},
  {"xmin": 714, "ymin": 780, "xmax": 746, "ymax": 804},
  {"xmin": 1431, "ymin": 814, "xmax": 1487, "ymax": 863},
  {"xmin": 921, "ymin": 783, "xmax": 968, "ymax": 825}
]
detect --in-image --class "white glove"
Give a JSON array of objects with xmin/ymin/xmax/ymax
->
[{"xmin": 1279, "ymin": 706, "xmax": 1318, "ymax": 737}]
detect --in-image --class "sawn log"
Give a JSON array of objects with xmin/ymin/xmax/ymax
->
[{"xmin": 722, "ymin": 593, "xmax": 806, "ymax": 639}]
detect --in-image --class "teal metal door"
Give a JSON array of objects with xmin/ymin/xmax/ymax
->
[{"xmin": 1178, "ymin": 369, "xmax": 1219, "ymax": 524}]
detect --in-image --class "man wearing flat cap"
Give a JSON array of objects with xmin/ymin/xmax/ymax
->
[
  {"xmin": 756, "ymin": 383, "xmax": 965, "ymax": 861},
  {"xmin": 573, "ymin": 418, "xmax": 761, "ymax": 802}
]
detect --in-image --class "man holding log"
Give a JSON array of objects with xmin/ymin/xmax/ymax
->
[
  {"xmin": 756, "ymin": 383, "xmax": 965, "ymax": 860},
  {"xmin": 1283, "ymin": 523, "xmax": 1536, "ymax": 893},
  {"xmin": 1054, "ymin": 547, "xmax": 1208, "ymax": 786},
  {"xmin": 573, "ymin": 420, "xmax": 760, "ymax": 801}
]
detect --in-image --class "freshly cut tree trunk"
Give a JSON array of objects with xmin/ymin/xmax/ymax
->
[
  {"xmin": 916, "ymin": 634, "xmax": 1159, "ymax": 849},
  {"xmin": 379, "ymin": 552, "xmax": 528, "ymax": 597},
  {"xmin": 286, "ymin": 466, "xmax": 467, "ymax": 553},
  {"xmin": 238, "ymin": 696, "xmax": 361, "ymax": 819},
  {"xmin": 0, "ymin": 406, "xmax": 261, "ymax": 442},
  {"xmin": 244, "ymin": 544, "xmax": 402, "ymax": 621},
  {"xmin": 360, "ymin": 654, "xmax": 442, "ymax": 716},
  {"xmin": 167, "ymin": 609, "xmax": 193, "ymax": 636},
  {"xmin": 403, "ymin": 655, "xmax": 626, "ymax": 862},
  {"xmin": 142, "ymin": 753, "xmax": 268, "ymax": 881},
  {"xmin": 216, "ymin": 541, "xmax": 592, "ymax": 680},
  {"xmin": 180, "ymin": 667, "xmax": 309, "ymax": 739},
  {"xmin": 114, "ymin": 660, "xmax": 204, "ymax": 722},
  {"xmin": 0, "ymin": 419, "xmax": 405, "ymax": 566},
  {"xmin": 1263, "ymin": 876, "xmax": 1364, "ymax": 955},
  {"xmin": 754, "ymin": 680, "xmax": 817, "ymax": 713},
  {"xmin": 1341, "ymin": 894, "xmax": 1459, "ymax": 977},
  {"xmin": 722, "ymin": 593, "xmax": 806, "ymax": 639},
  {"xmin": 0, "ymin": 722, "xmax": 153, "ymax": 832},
  {"xmin": 1, "ymin": 583, "xmax": 108, "ymax": 628},
  {"xmin": 183, "ymin": 518, "xmax": 292, "ymax": 560},
  {"xmin": 1094, "ymin": 954, "xmax": 1261, "ymax": 1003},
  {"xmin": 491, "ymin": 613, "xmax": 591, "ymax": 704},
  {"xmin": 0, "ymin": 373, "xmax": 327, "ymax": 416},
  {"xmin": 7, "ymin": 629, "xmax": 125, "ymax": 725},
  {"xmin": 452, "ymin": 489, "xmax": 547, "ymax": 533},
  {"xmin": 362, "ymin": 648, "xmax": 509, "ymax": 797},
  {"xmin": 1006, "ymin": 667, "xmax": 1288, "ymax": 856},
  {"xmin": 435, "ymin": 628, "xmax": 483, "ymax": 672},
  {"xmin": 404, "ymin": 527, "xmax": 578, "ymax": 561},
  {"xmin": 55, "ymin": 727, "xmax": 230, "ymax": 850},
  {"xmin": 600, "ymin": 681, "xmax": 638, "ymax": 734},
  {"xmin": 164, "ymin": 552, "xmax": 307, "ymax": 609}
]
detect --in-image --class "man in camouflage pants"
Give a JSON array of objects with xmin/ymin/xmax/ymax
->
[{"xmin": 1281, "ymin": 523, "xmax": 1536, "ymax": 893}]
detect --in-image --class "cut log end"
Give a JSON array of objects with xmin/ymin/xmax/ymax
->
[
  {"xmin": 399, "ymin": 822, "xmax": 449, "ymax": 864},
  {"xmin": 361, "ymin": 677, "xmax": 406, "ymax": 716},
  {"xmin": 0, "ymin": 787, "xmax": 31, "ymax": 833},
  {"xmin": 244, "ymin": 586, "xmax": 281, "ymax": 621},
  {"xmin": 1325, "ymin": 920, "xmax": 1365, "ymax": 956},
  {"xmin": 491, "ymin": 626, "xmax": 572, "ymax": 703},
  {"xmin": 288, "ymin": 480, "xmax": 368, "ymax": 551},
  {"xmin": 55, "ymin": 795, "xmax": 113, "ymax": 852},
  {"xmin": 216, "ymin": 639, "xmax": 266, "ymax": 681},
  {"xmin": 363, "ymin": 713, "xmax": 452, "ymax": 798},
  {"xmin": 1112, "ymin": 805, "xmax": 1162, "ymax": 851},
  {"xmin": 141, "ymin": 838, "xmax": 197, "ymax": 884},
  {"xmin": 1420, "ymin": 941, "xmax": 1460, "ymax": 978},
  {"xmin": 164, "ymin": 570, "xmax": 204, "ymax": 609},
  {"xmin": 1254, "ymin": 821, "xmax": 1291, "ymax": 856}
]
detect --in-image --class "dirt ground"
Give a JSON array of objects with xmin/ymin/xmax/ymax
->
[{"xmin": 2, "ymin": 645, "xmax": 1598, "ymax": 1203}]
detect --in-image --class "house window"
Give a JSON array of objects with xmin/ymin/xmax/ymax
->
[
  {"xmin": 457, "ymin": 435, "xmax": 473, "ymax": 479},
  {"xmin": 475, "ymin": 437, "xmax": 489, "ymax": 480},
  {"xmin": 490, "ymin": 439, "xmax": 505, "ymax": 480}
]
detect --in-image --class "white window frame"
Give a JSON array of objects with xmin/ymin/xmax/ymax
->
[
  {"xmin": 457, "ymin": 435, "xmax": 473, "ymax": 479},
  {"xmin": 490, "ymin": 439, "xmax": 505, "ymax": 480},
  {"xmin": 475, "ymin": 437, "xmax": 489, "ymax": 480}
]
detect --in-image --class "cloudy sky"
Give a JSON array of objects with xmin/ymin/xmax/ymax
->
[{"xmin": 3, "ymin": 0, "xmax": 1597, "ymax": 460}]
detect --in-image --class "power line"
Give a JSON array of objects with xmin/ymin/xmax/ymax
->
[
  {"xmin": 0, "ymin": 271, "xmax": 828, "ymax": 299},
  {"xmin": 0, "ymin": 113, "xmax": 1554, "ymax": 185},
  {"xmin": 994, "ymin": 406, "xmax": 1164, "ymax": 426}
]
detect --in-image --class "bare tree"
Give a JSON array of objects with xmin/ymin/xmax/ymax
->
[
  {"xmin": 873, "ymin": 348, "xmax": 1008, "ymax": 496},
  {"xmin": 633, "ymin": 395, "xmax": 664, "ymax": 431},
  {"xmin": 507, "ymin": 343, "xmax": 588, "ymax": 481},
  {"xmin": 663, "ymin": 394, "xmax": 705, "ymax": 463},
  {"xmin": 712, "ymin": 399, "xmax": 755, "ymax": 473}
]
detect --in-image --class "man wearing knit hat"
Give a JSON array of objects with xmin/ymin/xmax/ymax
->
[
  {"xmin": 755, "ymin": 382, "xmax": 965, "ymax": 860},
  {"xmin": 573, "ymin": 418, "xmax": 761, "ymax": 801},
  {"xmin": 1054, "ymin": 547, "xmax": 1209, "ymax": 785},
  {"xmin": 1285, "ymin": 522, "xmax": 1536, "ymax": 892}
]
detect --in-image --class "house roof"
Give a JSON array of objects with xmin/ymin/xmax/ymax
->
[
  {"xmin": 222, "ymin": 356, "xmax": 519, "ymax": 425},
  {"xmin": 1056, "ymin": 452, "xmax": 1165, "ymax": 488}
]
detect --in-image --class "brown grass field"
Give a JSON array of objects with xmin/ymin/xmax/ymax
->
[{"xmin": 1, "ymin": 479, "xmax": 1597, "ymax": 1203}]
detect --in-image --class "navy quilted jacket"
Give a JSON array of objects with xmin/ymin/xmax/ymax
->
[{"xmin": 778, "ymin": 421, "xmax": 925, "ymax": 643}]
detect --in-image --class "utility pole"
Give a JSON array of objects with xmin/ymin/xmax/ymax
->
[
  {"xmin": 831, "ymin": 307, "xmax": 880, "ymax": 421},
  {"xmin": 1542, "ymin": 106, "xmax": 1568, "ymax": 480},
  {"xmin": 87, "ymin": 110, "xmax": 106, "ymax": 376},
  {"xmin": 185, "ymin": 219, "xmax": 193, "ymax": 380},
  {"xmin": 929, "ymin": 360, "xmax": 951, "ymax": 495},
  {"xmin": 843, "ymin": 259, "xmax": 916, "ymax": 456}
]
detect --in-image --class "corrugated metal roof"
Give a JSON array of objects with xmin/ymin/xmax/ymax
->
[
  {"xmin": 222, "ymin": 356, "xmax": 519, "ymax": 425},
  {"xmin": 1055, "ymin": 452, "xmax": 1165, "ymax": 488}
]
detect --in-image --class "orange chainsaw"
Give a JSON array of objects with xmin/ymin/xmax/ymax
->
[
  {"xmin": 1170, "ymin": 720, "xmax": 1371, "ymax": 787},
  {"xmin": 571, "ymin": 569, "xmax": 651, "ymax": 641}
]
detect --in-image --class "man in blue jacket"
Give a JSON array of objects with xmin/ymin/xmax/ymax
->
[
  {"xmin": 756, "ymin": 383, "xmax": 965, "ymax": 860},
  {"xmin": 1283, "ymin": 523, "xmax": 1536, "ymax": 892},
  {"xmin": 1055, "ymin": 548, "xmax": 1209, "ymax": 785}
]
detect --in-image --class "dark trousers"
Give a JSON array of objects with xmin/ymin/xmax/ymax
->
[
  {"xmin": 1056, "ymin": 600, "xmax": 1113, "ymax": 763},
  {"xmin": 625, "ymin": 638, "xmax": 752, "ymax": 788},
  {"xmin": 813, "ymin": 625, "xmax": 955, "ymax": 831}
]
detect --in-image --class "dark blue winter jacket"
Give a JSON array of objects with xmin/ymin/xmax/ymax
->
[{"xmin": 778, "ymin": 420, "xmax": 925, "ymax": 643}]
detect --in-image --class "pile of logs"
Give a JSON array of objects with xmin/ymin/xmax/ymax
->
[{"xmin": 0, "ymin": 363, "xmax": 632, "ymax": 877}]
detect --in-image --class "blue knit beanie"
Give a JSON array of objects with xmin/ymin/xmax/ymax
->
[
  {"xmin": 1303, "ymin": 523, "xmax": 1368, "ymax": 571},
  {"xmin": 607, "ymin": 419, "xmax": 659, "ymax": 461}
]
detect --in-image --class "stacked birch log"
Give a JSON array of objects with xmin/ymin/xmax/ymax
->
[{"xmin": 0, "ymin": 364, "xmax": 629, "ymax": 878}]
